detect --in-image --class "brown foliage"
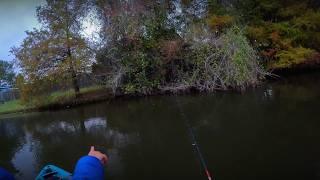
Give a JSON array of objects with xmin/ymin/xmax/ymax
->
[
  {"xmin": 207, "ymin": 15, "xmax": 234, "ymax": 31},
  {"xmin": 159, "ymin": 40, "xmax": 184, "ymax": 63},
  {"xmin": 262, "ymin": 49, "xmax": 277, "ymax": 60},
  {"xmin": 305, "ymin": 52, "xmax": 320, "ymax": 65}
]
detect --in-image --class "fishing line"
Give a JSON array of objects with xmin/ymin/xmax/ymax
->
[{"xmin": 175, "ymin": 97, "xmax": 214, "ymax": 180}]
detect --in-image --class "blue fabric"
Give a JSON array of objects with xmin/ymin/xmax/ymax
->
[
  {"xmin": 72, "ymin": 156, "xmax": 104, "ymax": 180},
  {"xmin": 0, "ymin": 167, "xmax": 14, "ymax": 180}
]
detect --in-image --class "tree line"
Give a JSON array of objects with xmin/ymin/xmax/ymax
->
[
  {"xmin": 10, "ymin": 0, "xmax": 319, "ymax": 105},
  {"xmin": 0, "ymin": 60, "xmax": 14, "ymax": 85}
]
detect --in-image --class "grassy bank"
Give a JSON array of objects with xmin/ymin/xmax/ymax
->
[
  {"xmin": 0, "ymin": 100, "xmax": 26, "ymax": 114},
  {"xmin": 0, "ymin": 86, "xmax": 113, "ymax": 115}
]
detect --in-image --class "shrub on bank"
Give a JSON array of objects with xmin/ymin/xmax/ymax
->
[
  {"xmin": 98, "ymin": 24, "xmax": 266, "ymax": 94},
  {"xmin": 181, "ymin": 26, "xmax": 265, "ymax": 91}
]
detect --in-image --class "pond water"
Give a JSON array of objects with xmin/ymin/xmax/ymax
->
[{"xmin": 1, "ymin": 72, "xmax": 320, "ymax": 180}]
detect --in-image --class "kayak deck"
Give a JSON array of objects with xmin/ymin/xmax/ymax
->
[{"xmin": 36, "ymin": 165, "xmax": 72, "ymax": 180}]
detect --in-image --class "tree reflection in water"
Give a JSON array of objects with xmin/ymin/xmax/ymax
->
[{"xmin": 1, "ymin": 106, "xmax": 140, "ymax": 179}]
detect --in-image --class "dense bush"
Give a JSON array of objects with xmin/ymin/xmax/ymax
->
[
  {"xmin": 181, "ymin": 26, "xmax": 264, "ymax": 91},
  {"xmin": 94, "ymin": 1, "xmax": 266, "ymax": 94}
]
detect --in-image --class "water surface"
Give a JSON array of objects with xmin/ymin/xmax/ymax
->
[{"xmin": 1, "ymin": 72, "xmax": 320, "ymax": 180}]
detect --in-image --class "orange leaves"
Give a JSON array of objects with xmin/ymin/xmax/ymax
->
[
  {"xmin": 270, "ymin": 31, "xmax": 280, "ymax": 44},
  {"xmin": 262, "ymin": 49, "xmax": 277, "ymax": 60},
  {"xmin": 159, "ymin": 40, "xmax": 183, "ymax": 63}
]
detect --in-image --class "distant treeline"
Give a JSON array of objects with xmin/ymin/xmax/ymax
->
[{"xmin": 10, "ymin": 0, "xmax": 320, "ymax": 105}]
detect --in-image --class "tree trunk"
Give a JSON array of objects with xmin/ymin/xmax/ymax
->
[
  {"xmin": 71, "ymin": 68, "xmax": 80, "ymax": 96},
  {"xmin": 67, "ymin": 47, "xmax": 80, "ymax": 97},
  {"xmin": 64, "ymin": 2, "xmax": 80, "ymax": 98}
]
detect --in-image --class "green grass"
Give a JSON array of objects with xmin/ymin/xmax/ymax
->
[
  {"xmin": 50, "ymin": 85, "xmax": 104, "ymax": 101},
  {"xmin": 48, "ymin": 89, "xmax": 75, "ymax": 103},
  {"xmin": 81, "ymin": 85, "xmax": 105, "ymax": 93},
  {"xmin": 0, "ymin": 85, "xmax": 106, "ymax": 114},
  {"xmin": 0, "ymin": 100, "xmax": 26, "ymax": 114},
  {"xmin": 41, "ymin": 85, "xmax": 105, "ymax": 106}
]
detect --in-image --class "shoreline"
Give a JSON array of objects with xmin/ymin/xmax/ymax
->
[
  {"xmin": 0, "ymin": 86, "xmax": 221, "ymax": 116},
  {"xmin": 1, "ymin": 69, "xmax": 320, "ymax": 116}
]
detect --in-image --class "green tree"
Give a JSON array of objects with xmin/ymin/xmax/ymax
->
[
  {"xmin": 95, "ymin": 0, "xmax": 178, "ymax": 94},
  {"xmin": 0, "ymin": 60, "xmax": 15, "ymax": 85}
]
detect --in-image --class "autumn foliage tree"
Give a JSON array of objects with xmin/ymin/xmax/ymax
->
[
  {"xmin": 12, "ymin": 0, "xmax": 91, "ymax": 103},
  {"xmin": 212, "ymin": 0, "xmax": 320, "ymax": 69}
]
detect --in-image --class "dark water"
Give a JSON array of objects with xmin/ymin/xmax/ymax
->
[{"xmin": 1, "ymin": 72, "xmax": 320, "ymax": 180}]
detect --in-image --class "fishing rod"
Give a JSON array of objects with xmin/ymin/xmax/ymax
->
[{"xmin": 176, "ymin": 97, "xmax": 213, "ymax": 180}]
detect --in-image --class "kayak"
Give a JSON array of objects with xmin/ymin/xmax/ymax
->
[{"xmin": 36, "ymin": 165, "xmax": 72, "ymax": 180}]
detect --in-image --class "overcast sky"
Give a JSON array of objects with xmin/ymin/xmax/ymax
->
[{"xmin": 0, "ymin": 0, "xmax": 44, "ymax": 61}]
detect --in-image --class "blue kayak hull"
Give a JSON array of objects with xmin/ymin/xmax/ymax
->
[{"xmin": 36, "ymin": 165, "xmax": 72, "ymax": 180}]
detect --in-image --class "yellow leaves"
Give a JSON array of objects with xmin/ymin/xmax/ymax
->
[
  {"xmin": 270, "ymin": 47, "xmax": 316, "ymax": 69},
  {"xmin": 247, "ymin": 22, "xmax": 317, "ymax": 69},
  {"xmin": 207, "ymin": 15, "xmax": 234, "ymax": 31},
  {"xmin": 293, "ymin": 10, "xmax": 320, "ymax": 31},
  {"xmin": 247, "ymin": 26, "xmax": 265, "ymax": 37}
]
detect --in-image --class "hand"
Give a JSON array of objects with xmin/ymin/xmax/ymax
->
[{"xmin": 88, "ymin": 146, "xmax": 108, "ymax": 165}]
